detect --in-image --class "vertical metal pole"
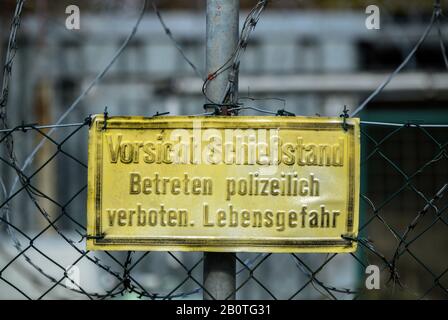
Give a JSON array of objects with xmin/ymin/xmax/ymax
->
[{"xmin": 203, "ymin": 0, "xmax": 239, "ymax": 300}]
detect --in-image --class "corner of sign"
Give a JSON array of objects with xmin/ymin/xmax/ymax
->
[
  {"xmin": 348, "ymin": 240, "xmax": 358, "ymax": 253},
  {"xmin": 90, "ymin": 114, "xmax": 103, "ymax": 123},
  {"xmin": 350, "ymin": 117, "xmax": 361, "ymax": 126},
  {"xmin": 341, "ymin": 232, "xmax": 359, "ymax": 253},
  {"xmin": 86, "ymin": 239, "xmax": 96, "ymax": 251}
]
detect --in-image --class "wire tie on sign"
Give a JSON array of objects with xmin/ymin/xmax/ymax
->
[
  {"xmin": 153, "ymin": 111, "xmax": 170, "ymax": 117},
  {"xmin": 87, "ymin": 233, "xmax": 105, "ymax": 240},
  {"xmin": 342, "ymin": 234, "xmax": 376, "ymax": 251},
  {"xmin": 78, "ymin": 233, "xmax": 105, "ymax": 243},
  {"xmin": 102, "ymin": 106, "xmax": 109, "ymax": 130},
  {"xmin": 341, "ymin": 234, "xmax": 356, "ymax": 242},
  {"xmin": 203, "ymin": 103, "xmax": 221, "ymax": 115},
  {"xmin": 340, "ymin": 105, "xmax": 349, "ymax": 131},
  {"xmin": 276, "ymin": 109, "xmax": 295, "ymax": 116},
  {"xmin": 84, "ymin": 114, "xmax": 93, "ymax": 127}
]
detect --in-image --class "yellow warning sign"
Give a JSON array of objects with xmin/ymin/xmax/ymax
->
[{"xmin": 87, "ymin": 115, "xmax": 360, "ymax": 252}]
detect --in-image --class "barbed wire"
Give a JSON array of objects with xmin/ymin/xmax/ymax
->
[
  {"xmin": 202, "ymin": 0, "xmax": 269, "ymax": 105},
  {"xmin": 152, "ymin": 2, "xmax": 204, "ymax": 79},
  {"xmin": 389, "ymin": 184, "xmax": 448, "ymax": 282},
  {"xmin": 238, "ymin": 95, "xmax": 287, "ymax": 109},
  {"xmin": 0, "ymin": 0, "xmax": 25, "ymax": 125},
  {"xmin": 350, "ymin": 0, "xmax": 448, "ymax": 117},
  {"xmin": 0, "ymin": 0, "xmax": 26, "ymax": 204},
  {"xmin": 436, "ymin": 1, "xmax": 448, "ymax": 69}
]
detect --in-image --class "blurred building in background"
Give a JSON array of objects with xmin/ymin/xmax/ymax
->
[{"xmin": 0, "ymin": 0, "xmax": 447, "ymax": 299}]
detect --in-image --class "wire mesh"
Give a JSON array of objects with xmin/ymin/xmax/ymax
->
[
  {"xmin": 0, "ymin": 119, "xmax": 447, "ymax": 300},
  {"xmin": 1, "ymin": 0, "xmax": 448, "ymax": 300}
]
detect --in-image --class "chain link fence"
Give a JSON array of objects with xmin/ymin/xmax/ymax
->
[
  {"xmin": 1, "ymin": 0, "xmax": 448, "ymax": 300},
  {"xmin": 0, "ymin": 116, "xmax": 447, "ymax": 300}
]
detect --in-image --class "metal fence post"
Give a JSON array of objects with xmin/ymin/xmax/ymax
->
[{"xmin": 203, "ymin": 0, "xmax": 239, "ymax": 300}]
